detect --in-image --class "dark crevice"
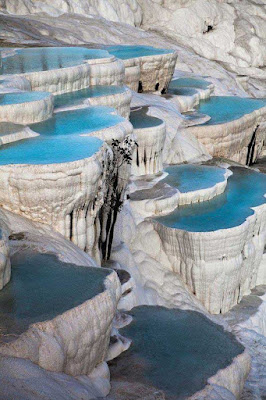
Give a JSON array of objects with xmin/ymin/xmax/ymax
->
[
  {"xmin": 138, "ymin": 81, "xmax": 143, "ymax": 93},
  {"xmin": 69, "ymin": 210, "xmax": 74, "ymax": 241},
  {"xmin": 246, "ymin": 125, "xmax": 259, "ymax": 166},
  {"xmin": 155, "ymin": 83, "xmax": 159, "ymax": 91}
]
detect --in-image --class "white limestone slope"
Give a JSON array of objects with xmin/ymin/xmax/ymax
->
[
  {"xmin": 131, "ymin": 118, "xmax": 166, "ymax": 177},
  {"xmin": 0, "ymin": 124, "xmax": 39, "ymax": 146},
  {"xmin": 0, "ymin": 219, "xmax": 10, "ymax": 290},
  {"xmin": 123, "ymin": 51, "xmax": 178, "ymax": 92}
]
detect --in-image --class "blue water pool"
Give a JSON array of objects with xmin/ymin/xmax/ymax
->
[
  {"xmin": 105, "ymin": 45, "xmax": 174, "ymax": 60},
  {"xmin": 198, "ymin": 96, "xmax": 266, "ymax": 125},
  {"xmin": 0, "ymin": 47, "xmax": 111, "ymax": 75},
  {"xmin": 0, "ymin": 250, "xmax": 110, "ymax": 336},
  {"xmin": 0, "ymin": 107, "xmax": 124, "ymax": 165},
  {"xmin": 0, "ymin": 91, "xmax": 50, "ymax": 105},
  {"xmin": 163, "ymin": 165, "xmax": 226, "ymax": 193},
  {"xmin": 54, "ymin": 85, "xmax": 125, "ymax": 109},
  {"xmin": 169, "ymin": 78, "xmax": 211, "ymax": 90},
  {"xmin": 110, "ymin": 306, "xmax": 244, "ymax": 400},
  {"xmin": 168, "ymin": 86, "xmax": 198, "ymax": 96},
  {"xmin": 130, "ymin": 107, "xmax": 163, "ymax": 129},
  {"xmin": 155, "ymin": 167, "xmax": 266, "ymax": 231}
]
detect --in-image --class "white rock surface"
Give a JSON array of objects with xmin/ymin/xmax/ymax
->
[{"xmin": 0, "ymin": 218, "xmax": 10, "ymax": 290}]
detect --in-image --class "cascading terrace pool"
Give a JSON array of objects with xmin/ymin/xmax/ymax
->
[
  {"xmin": 0, "ymin": 107, "xmax": 125, "ymax": 165},
  {"xmin": 0, "ymin": 47, "xmax": 111, "ymax": 75},
  {"xmin": 0, "ymin": 250, "xmax": 110, "ymax": 337},
  {"xmin": 105, "ymin": 45, "xmax": 174, "ymax": 60},
  {"xmin": 110, "ymin": 306, "xmax": 244, "ymax": 400},
  {"xmin": 155, "ymin": 167, "xmax": 266, "ymax": 231}
]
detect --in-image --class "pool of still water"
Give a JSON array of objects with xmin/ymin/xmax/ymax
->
[{"xmin": 155, "ymin": 167, "xmax": 266, "ymax": 231}]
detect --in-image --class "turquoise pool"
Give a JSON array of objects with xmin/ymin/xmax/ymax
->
[
  {"xmin": 54, "ymin": 85, "xmax": 125, "ymax": 109},
  {"xmin": 105, "ymin": 45, "xmax": 174, "ymax": 60},
  {"xmin": 155, "ymin": 167, "xmax": 266, "ymax": 231},
  {"xmin": 110, "ymin": 306, "xmax": 244, "ymax": 399},
  {"xmin": 0, "ymin": 91, "xmax": 50, "ymax": 105},
  {"xmin": 198, "ymin": 96, "xmax": 266, "ymax": 125},
  {"xmin": 169, "ymin": 78, "xmax": 211, "ymax": 90},
  {"xmin": 0, "ymin": 250, "xmax": 110, "ymax": 336},
  {"xmin": 0, "ymin": 107, "xmax": 124, "ymax": 165},
  {"xmin": 0, "ymin": 47, "xmax": 111, "ymax": 75},
  {"xmin": 163, "ymin": 165, "xmax": 226, "ymax": 193},
  {"xmin": 168, "ymin": 86, "xmax": 198, "ymax": 96},
  {"xmin": 130, "ymin": 107, "xmax": 163, "ymax": 129}
]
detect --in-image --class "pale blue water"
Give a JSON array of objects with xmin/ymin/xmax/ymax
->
[
  {"xmin": 0, "ymin": 91, "xmax": 49, "ymax": 105},
  {"xmin": 198, "ymin": 96, "xmax": 266, "ymax": 125},
  {"xmin": 130, "ymin": 107, "xmax": 163, "ymax": 128},
  {"xmin": 106, "ymin": 45, "xmax": 174, "ymax": 60},
  {"xmin": 169, "ymin": 78, "xmax": 211, "ymax": 90},
  {"xmin": 155, "ymin": 167, "xmax": 266, "ymax": 232},
  {"xmin": 111, "ymin": 306, "xmax": 244, "ymax": 400},
  {"xmin": 0, "ymin": 107, "xmax": 124, "ymax": 165},
  {"xmin": 163, "ymin": 165, "xmax": 226, "ymax": 193},
  {"xmin": 54, "ymin": 85, "xmax": 125, "ymax": 109},
  {"xmin": 0, "ymin": 251, "xmax": 110, "ymax": 335},
  {"xmin": 168, "ymin": 86, "xmax": 198, "ymax": 96},
  {"xmin": 0, "ymin": 47, "xmax": 111, "ymax": 75}
]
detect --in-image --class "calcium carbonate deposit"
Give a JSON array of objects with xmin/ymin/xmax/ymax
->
[{"xmin": 0, "ymin": 2, "xmax": 265, "ymax": 399}]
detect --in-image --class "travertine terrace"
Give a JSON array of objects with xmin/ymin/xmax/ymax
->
[{"xmin": 0, "ymin": 24, "xmax": 265, "ymax": 400}]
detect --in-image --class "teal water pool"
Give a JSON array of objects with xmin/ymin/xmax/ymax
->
[
  {"xmin": 155, "ymin": 167, "xmax": 266, "ymax": 231},
  {"xmin": 0, "ymin": 91, "xmax": 50, "ymax": 105},
  {"xmin": 0, "ymin": 251, "xmax": 110, "ymax": 336},
  {"xmin": 169, "ymin": 78, "xmax": 211, "ymax": 90},
  {"xmin": 105, "ymin": 45, "xmax": 174, "ymax": 60},
  {"xmin": 0, "ymin": 107, "xmax": 124, "ymax": 165},
  {"xmin": 54, "ymin": 85, "xmax": 125, "ymax": 109},
  {"xmin": 168, "ymin": 86, "xmax": 198, "ymax": 96},
  {"xmin": 198, "ymin": 96, "xmax": 266, "ymax": 125},
  {"xmin": 163, "ymin": 165, "xmax": 226, "ymax": 193},
  {"xmin": 0, "ymin": 47, "xmax": 111, "ymax": 75},
  {"xmin": 130, "ymin": 107, "xmax": 163, "ymax": 129},
  {"xmin": 110, "ymin": 306, "xmax": 244, "ymax": 399}
]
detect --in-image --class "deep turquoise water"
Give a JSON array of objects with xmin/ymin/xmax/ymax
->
[
  {"xmin": 0, "ymin": 91, "xmax": 50, "ymax": 105},
  {"xmin": 169, "ymin": 78, "xmax": 211, "ymax": 90},
  {"xmin": 155, "ymin": 167, "xmax": 266, "ymax": 231},
  {"xmin": 130, "ymin": 107, "xmax": 163, "ymax": 129},
  {"xmin": 0, "ymin": 47, "xmax": 111, "ymax": 75},
  {"xmin": 0, "ymin": 107, "xmax": 124, "ymax": 165},
  {"xmin": 111, "ymin": 306, "xmax": 244, "ymax": 399},
  {"xmin": 54, "ymin": 85, "xmax": 125, "ymax": 109},
  {"xmin": 198, "ymin": 96, "xmax": 266, "ymax": 125},
  {"xmin": 0, "ymin": 251, "xmax": 110, "ymax": 335},
  {"xmin": 163, "ymin": 165, "xmax": 226, "ymax": 193},
  {"xmin": 106, "ymin": 45, "xmax": 174, "ymax": 60}
]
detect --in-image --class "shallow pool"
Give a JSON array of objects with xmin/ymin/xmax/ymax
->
[
  {"xmin": 110, "ymin": 306, "xmax": 244, "ymax": 399},
  {"xmin": 0, "ymin": 250, "xmax": 110, "ymax": 335},
  {"xmin": 0, "ymin": 47, "xmax": 111, "ymax": 75},
  {"xmin": 169, "ymin": 78, "xmax": 211, "ymax": 90},
  {"xmin": 163, "ymin": 165, "xmax": 226, "ymax": 193},
  {"xmin": 105, "ymin": 45, "xmax": 174, "ymax": 60},
  {"xmin": 0, "ymin": 107, "xmax": 124, "ymax": 165},
  {"xmin": 130, "ymin": 107, "xmax": 163, "ymax": 129},
  {"xmin": 54, "ymin": 85, "xmax": 125, "ymax": 109},
  {"xmin": 155, "ymin": 167, "xmax": 266, "ymax": 231},
  {"xmin": 0, "ymin": 91, "xmax": 50, "ymax": 105},
  {"xmin": 198, "ymin": 96, "xmax": 266, "ymax": 125}
]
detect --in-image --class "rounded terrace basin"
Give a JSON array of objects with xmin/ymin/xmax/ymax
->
[
  {"xmin": 198, "ymin": 96, "xmax": 266, "ymax": 125},
  {"xmin": 0, "ymin": 107, "xmax": 125, "ymax": 165},
  {"xmin": 155, "ymin": 167, "xmax": 266, "ymax": 232},
  {"xmin": 0, "ymin": 250, "xmax": 110, "ymax": 337},
  {"xmin": 105, "ymin": 45, "xmax": 174, "ymax": 60},
  {"xmin": 54, "ymin": 85, "xmax": 126, "ymax": 109},
  {"xmin": 0, "ymin": 47, "xmax": 111, "ymax": 75},
  {"xmin": 0, "ymin": 91, "xmax": 53, "ymax": 124},
  {"xmin": 169, "ymin": 77, "xmax": 211, "ymax": 90},
  {"xmin": 110, "ymin": 306, "xmax": 244, "ymax": 399},
  {"xmin": 129, "ymin": 107, "xmax": 163, "ymax": 129},
  {"xmin": 163, "ymin": 164, "xmax": 226, "ymax": 193}
]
